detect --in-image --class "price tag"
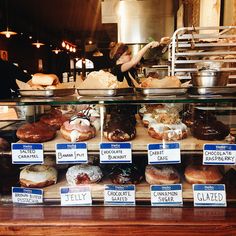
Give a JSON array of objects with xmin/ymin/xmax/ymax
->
[
  {"xmin": 12, "ymin": 143, "xmax": 43, "ymax": 164},
  {"xmin": 12, "ymin": 187, "xmax": 43, "ymax": 204},
  {"xmin": 148, "ymin": 143, "xmax": 180, "ymax": 164},
  {"xmin": 150, "ymin": 184, "xmax": 183, "ymax": 206},
  {"xmin": 60, "ymin": 186, "xmax": 92, "ymax": 206},
  {"xmin": 193, "ymin": 184, "xmax": 227, "ymax": 207},
  {"xmin": 203, "ymin": 144, "xmax": 236, "ymax": 165},
  {"xmin": 100, "ymin": 143, "xmax": 132, "ymax": 164},
  {"xmin": 104, "ymin": 185, "xmax": 135, "ymax": 206},
  {"xmin": 56, "ymin": 143, "xmax": 88, "ymax": 164}
]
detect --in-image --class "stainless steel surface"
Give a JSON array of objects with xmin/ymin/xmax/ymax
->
[
  {"xmin": 188, "ymin": 86, "xmax": 236, "ymax": 95},
  {"xmin": 19, "ymin": 88, "xmax": 75, "ymax": 97},
  {"xmin": 136, "ymin": 87, "xmax": 187, "ymax": 96},
  {"xmin": 77, "ymin": 88, "xmax": 134, "ymax": 97},
  {"xmin": 102, "ymin": 0, "xmax": 174, "ymax": 44},
  {"xmin": 191, "ymin": 71, "xmax": 229, "ymax": 87}
]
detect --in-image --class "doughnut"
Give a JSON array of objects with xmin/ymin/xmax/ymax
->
[
  {"xmin": 148, "ymin": 123, "xmax": 188, "ymax": 141},
  {"xmin": 184, "ymin": 164, "xmax": 223, "ymax": 184},
  {"xmin": 189, "ymin": 109, "xmax": 229, "ymax": 140},
  {"xmin": 40, "ymin": 109, "xmax": 68, "ymax": 130},
  {"xmin": 0, "ymin": 137, "xmax": 10, "ymax": 151},
  {"xmin": 20, "ymin": 164, "xmax": 58, "ymax": 188},
  {"xmin": 16, "ymin": 122, "xmax": 57, "ymax": 143},
  {"xmin": 60, "ymin": 115, "xmax": 96, "ymax": 142},
  {"xmin": 66, "ymin": 164, "xmax": 103, "ymax": 185},
  {"xmin": 109, "ymin": 164, "xmax": 143, "ymax": 184},
  {"xmin": 145, "ymin": 165, "xmax": 180, "ymax": 184},
  {"xmin": 103, "ymin": 115, "xmax": 136, "ymax": 142}
]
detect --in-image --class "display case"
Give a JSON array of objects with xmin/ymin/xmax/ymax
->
[{"xmin": 0, "ymin": 93, "xmax": 236, "ymax": 235}]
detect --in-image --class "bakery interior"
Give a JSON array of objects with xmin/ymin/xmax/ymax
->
[{"xmin": 0, "ymin": 0, "xmax": 236, "ymax": 235}]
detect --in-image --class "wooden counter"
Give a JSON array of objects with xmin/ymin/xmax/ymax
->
[{"xmin": 0, "ymin": 205, "xmax": 236, "ymax": 235}]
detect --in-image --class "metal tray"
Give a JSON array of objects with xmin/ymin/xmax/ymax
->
[
  {"xmin": 188, "ymin": 86, "xmax": 236, "ymax": 95},
  {"xmin": 136, "ymin": 87, "xmax": 187, "ymax": 96},
  {"xmin": 77, "ymin": 88, "xmax": 134, "ymax": 97},
  {"xmin": 19, "ymin": 88, "xmax": 75, "ymax": 97}
]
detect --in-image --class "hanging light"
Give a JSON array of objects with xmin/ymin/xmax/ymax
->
[
  {"xmin": 52, "ymin": 48, "xmax": 62, "ymax": 54},
  {"xmin": 0, "ymin": 27, "xmax": 17, "ymax": 38},
  {"xmin": 0, "ymin": 1, "xmax": 17, "ymax": 38},
  {"xmin": 32, "ymin": 40, "xmax": 45, "ymax": 48},
  {"xmin": 62, "ymin": 41, "xmax": 66, "ymax": 47}
]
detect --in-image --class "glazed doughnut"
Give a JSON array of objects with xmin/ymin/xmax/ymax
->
[
  {"xmin": 60, "ymin": 115, "xmax": 96, "ymax": 142},
  {"xmin": 148, "ymin": 123, "xmax": 188, "ymax": 141},
  {"xmin": 40, "ymin": 109, "xmax": 68, "ymax": 130},
  {"xmin": 16, "ymin": 122, "xmax": 57, "ymax": 143},
  {"xmin": 20, "ymin": 164, "xmax": 58, "ymax": 188},
  {"xmin": 66, "ymin": 164, "xmax": 103, "ymax": 185},
  {"xmin": 184, "ymin": 165, "xmax": 223, "ymax": 184},
  {"xmin": 145, "ymin": 165, "xmax": 180, "ymax": 184}
]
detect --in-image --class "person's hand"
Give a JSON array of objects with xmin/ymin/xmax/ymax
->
[
  {"xmin": 160, "ymin": 37, "xmax": 171, "ymax": 45},
  {"xmin": 148, "ymin": 41, "xmax": 159, "ymax": 49}
]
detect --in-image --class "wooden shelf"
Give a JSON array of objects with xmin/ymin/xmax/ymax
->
[{"xmin": 0, "ymin": 205, "xmax": 236, "ymax": 235}]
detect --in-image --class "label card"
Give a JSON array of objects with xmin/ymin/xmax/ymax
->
[
  {"xmin": 203, "ymin": 144, "xmax": 236, "ymax": 165},
  {"xmin": 12, "ymin": 187, "xmax": 43, "ymax": 204},
  {"xmin": 12, "ymin": 143, "xmax": 43, "ymax": 164},
  {"xmin": 60, "ymin": 186, "xmax": 92, "ymax": 206},
  {"xmin": 56, "ymin": 143, "xmax": 88, "ymax": 164},
  {"xmin": 104, "ymin": 185, "xmax": 135, "ymax": 206},
  {"xmin": 100, "ymin": 143, "xmax": 132, "ymax": 164},
  {"xmin": 193, "ymin": 184, "xmax": 227, "ymax": 207},
  {"xmin": 150, "ymin": 184, "xmax": 183, "ymax": 206},
  {"xmin": 148, "ymin": 143, "xmax": 181, "ymax": 164}
]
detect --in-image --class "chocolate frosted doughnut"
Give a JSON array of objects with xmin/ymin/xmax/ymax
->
[{"xmin": 16, "ymin": 122, "xmax": 56, "ymax": 143}]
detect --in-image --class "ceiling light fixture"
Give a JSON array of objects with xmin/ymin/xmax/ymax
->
[
  {"xmin": 61, "ymin": 40, "xmax": 76, "ymax": 53},
  {"xmin": 52, "ymin": 48, "xmax": 62, "ymax": 54},
  {"xmin": 0, "ymin": 1, "xmax": 17, "ymax": 38},
  {"xmin": 32, "ymin": 40, "xmax": 45, "ymax": 48}
]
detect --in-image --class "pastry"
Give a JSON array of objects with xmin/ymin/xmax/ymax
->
[
  {"xmin": 184, "ymin": 164, "xmax": 223, "ymax": 184},
  {"xmin": 191, "ymin": 110, "xmax": 230, "ymax": 140},
  {"xmin": 40, "ymin": 108, "xmax": 68, "ymax": 130},
  {"xmin": 16, "ymin": 122, "xmax": 57, "ymax": 143},
  {"xmin": 60, "ymin": 114, "xmax": 96, "ymax": 142},
  {"xmin": 66, "ymin": 164, "xmax": 103, "ymax": 185},
  {"xmin": 20, "ymin": 164, "xmax": 58, "ymax": 188},
  {"xmin": 145, "ymin": 165, "xmax": 180, "ymax": 184},
  {"xmin": 109, "ymin": 164, "xmax": 143, "ymax": 184},
  {"xmin": 148, "ymin": 105, "xmax": 188, "ymax": 141}
]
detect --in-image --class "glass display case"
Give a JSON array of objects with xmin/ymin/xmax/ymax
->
[{"xmin": 0, "ymin": 93, "xmax": 236, "ymax": 235}]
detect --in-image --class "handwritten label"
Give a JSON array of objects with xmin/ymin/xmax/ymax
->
[
  {"xmin": 100, "ymin": 143, "xmax": 132, "ymax": 164},
  {"xmin": 12, "ymin": 143, "xmax": 43, "ymax": 164},
  {"xmin": 56, "ymin": 143, "xmax": 88, "ymax": 164},
  {"xmin": 148, "ymin": 143, "xmax": 181, "ymax": 164},
  {"xmin": 60, "ymin": 186, "xmax": 92, "ymax": 206},
  {"xmin": 203, "ymin": 144, "xmax": 236, "ymax": 165},
  {"xmin": 193, "ymin": 184, "xmax": 227, "ymax": 207},
  {"xmin": 104, "ymin": 185, "xmax": 135, "ymax": 206},
  {"xmin": 150, "ymin": 184, "xmax": 183, "ymax": 206},
  {"xmin": 12, "ymin": 187, "xmax": 43, "ymax": 204}
]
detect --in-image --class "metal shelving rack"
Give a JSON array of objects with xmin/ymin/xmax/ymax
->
[{"xmin": 168, "ymin": 26, "xmax": 236, "ymax": 82}]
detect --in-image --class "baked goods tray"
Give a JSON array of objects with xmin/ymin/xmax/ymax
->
[
  {"xmin": 19, "ymin": 88, "xmax": 75, "ymax": 97},
  {"xmin": 77, "ymin": 88, "xmax": 134, "ymax": 96},
  {"xmin": 136, "ymin": 87, "xmax": 187, "ymax": 96},
  {"xmin": 188, "ymin": 86, "xmax": 236, "ymax": 95}
]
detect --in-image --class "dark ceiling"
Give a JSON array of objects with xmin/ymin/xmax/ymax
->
[{"xmin": 0, "ymin": 0, "xmax": 117, "ymax": 47}]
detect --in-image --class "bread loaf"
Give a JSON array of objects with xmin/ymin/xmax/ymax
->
[{"xmin": 32, "ymin": 73, "xmax": 59, "ymax": 86}]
